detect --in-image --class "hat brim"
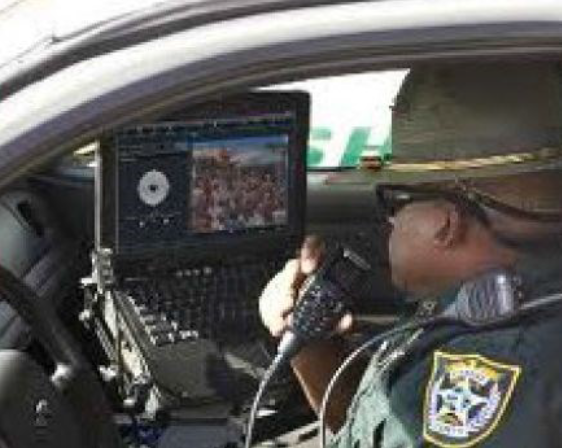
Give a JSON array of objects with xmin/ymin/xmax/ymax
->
[{"xmin": 326, "ymin": 153, "xmax": 562, "ymax": 187}]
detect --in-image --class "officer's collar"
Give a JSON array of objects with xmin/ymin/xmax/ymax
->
[
  {"xmin": 512, "ymin": 249, "xmax": 562, "ymax": 299},
  {"xmin": 413, "ymin": 249, "xmax": 562, "ymax": 319}
]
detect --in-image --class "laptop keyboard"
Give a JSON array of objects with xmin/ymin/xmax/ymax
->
[{"xmin": 120, "ymin": 258, "xmax": 284, "ymax": 346}]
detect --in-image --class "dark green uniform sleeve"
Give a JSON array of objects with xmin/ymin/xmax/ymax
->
[
  {"xmin": 329, "ymin": 312, "xmax": 562, "ymax": 448},
  {"xmin": 423, "ymin": 316, "xmax": 562, "ymax": 447}
]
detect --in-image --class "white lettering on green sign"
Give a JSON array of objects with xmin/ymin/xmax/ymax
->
[{"xmin": 307, "ymin": 126, "xmax": 391, "ymax": 167}]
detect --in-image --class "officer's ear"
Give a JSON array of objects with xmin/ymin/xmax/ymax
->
[{"xmin": 433, "ymin": 202, "xmax": 466, "ymax": 248}]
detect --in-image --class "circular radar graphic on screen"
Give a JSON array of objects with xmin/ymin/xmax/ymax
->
[{"xmin": 137, "ymin": 170, "xmax": 170, "ymax": 207}]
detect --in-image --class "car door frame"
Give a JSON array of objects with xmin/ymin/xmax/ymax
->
[{"xmin": 2, "ymin": 0, "xmax": 562, "ymax": 188}]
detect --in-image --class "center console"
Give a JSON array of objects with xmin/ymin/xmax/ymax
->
[{"xmin": 88, "ymin": 92, "xmax": 310, "ymax": 439}]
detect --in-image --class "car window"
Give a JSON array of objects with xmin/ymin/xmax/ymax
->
[
  {"xmin": 61, "ymin": 70, "xmax": 408, "ymax": 172},
  {"xmin": 271, "ymin": 70, "xmax": 408, "ymax": 169}
]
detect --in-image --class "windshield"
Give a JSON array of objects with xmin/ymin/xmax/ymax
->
[{"xmin": 272, "ymin": 70, "xmax": 407, "ymax": 169}]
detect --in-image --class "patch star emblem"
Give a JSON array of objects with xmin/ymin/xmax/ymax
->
[{"xmin": 423, "ymin": 351, "xmax": 521, "ymax": 448}]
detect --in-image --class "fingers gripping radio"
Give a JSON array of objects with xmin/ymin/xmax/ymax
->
[{"xmin": 277, "ymin": 246, "xmax": 371, "ymax": 365}]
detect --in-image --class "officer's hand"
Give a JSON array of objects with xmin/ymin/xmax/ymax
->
[{"xmin": 259, "ymin": 236, "xmax": 353, "ymax": 338}]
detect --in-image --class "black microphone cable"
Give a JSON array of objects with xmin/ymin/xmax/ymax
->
[{"xmin": 244, "ymin": 331, "xmax": 300, "ymax": 448}]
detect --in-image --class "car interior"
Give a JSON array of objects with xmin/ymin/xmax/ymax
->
[
  {"xmin": 0, "ymin": 67, "xmax": 412, "ymax": 448},
  {"xmin": 6, "ymin": 43, "xmax": 562, "ymax": 447},
  {"xmin": 3, "ymin": 1, "xmax": 562, "ymax": 446}
]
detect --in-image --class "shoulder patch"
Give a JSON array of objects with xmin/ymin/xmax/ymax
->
[{"xmin": 423, "ymin": 350, "xmax": 521, "ymax": 448}]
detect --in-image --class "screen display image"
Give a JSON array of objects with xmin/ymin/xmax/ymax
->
[
  {"xmin": 101, "ymin": 92, "xmax": 309, "ymax": 255},
  {"xmin": 190, "ymin": 136, "xmax": 288, "ymax": 234}
]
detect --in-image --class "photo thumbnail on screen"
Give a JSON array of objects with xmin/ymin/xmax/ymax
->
[{"xmin": 191, "ymin": 135, "xmax": 289, "ymax": 233}]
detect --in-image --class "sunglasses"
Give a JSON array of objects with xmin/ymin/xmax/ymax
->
[{"xmin": 376, "ymin": 183, "xmax": 562, "ymax": 223}]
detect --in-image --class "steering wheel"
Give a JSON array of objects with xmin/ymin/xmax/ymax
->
[{"xmin": 0, "ymin": 264, "xmax": 123, "ymax": 448}]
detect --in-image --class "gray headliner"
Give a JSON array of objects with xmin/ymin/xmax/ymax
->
[
  {"xmin": 0, "ymin": 0, "xmax": 370, "ymax": 94},
  {"xmin": 2, "ymin": 0, "xmax": 562, "ymax": 189}
]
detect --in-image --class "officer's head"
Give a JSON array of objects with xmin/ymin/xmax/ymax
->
[{"xmin": 377, "ymin": 62, "xmax": 562, "ymax": 297}]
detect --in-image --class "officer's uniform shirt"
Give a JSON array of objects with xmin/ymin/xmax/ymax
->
[{"xmin": 329, "ymin": 255, "xmax": 562, "ymax": 448}]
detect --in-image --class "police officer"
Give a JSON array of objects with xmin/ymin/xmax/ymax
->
[{"xmin": 259, "ymin": 62, "xmax": 562, "ymax": 447}]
